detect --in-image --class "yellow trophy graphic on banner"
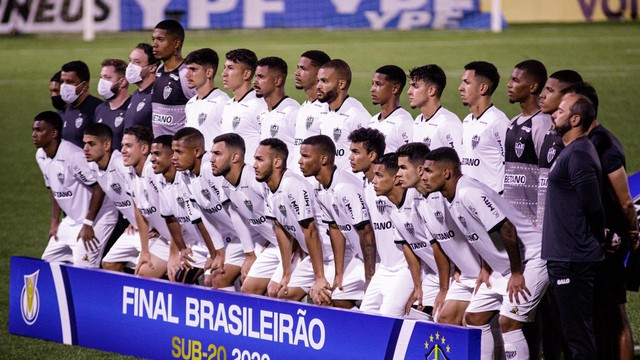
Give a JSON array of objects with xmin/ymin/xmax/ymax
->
[{"xmin": 21, "ymin": 270, "xmax": 40, "ymax": 325}]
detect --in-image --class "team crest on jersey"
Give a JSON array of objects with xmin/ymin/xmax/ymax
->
[
  {"xmin": 547, "ymin": 147, "xmax": 557, "ymax": 163},
  {"xmin": 435, "ymin": 210, "xmax": 444, "ymax": 224},
  {"xmin": 376, "ymin": 199, "xmax": 387, "ymax": 214},
  {"xmin": 458, "ymin": 215, "xmax": 467, "ymax": 229},
  {"xmin": 306, "ymin": 116, "xmax": 314, "ymax": 130},
  {"xmin": 515, "ymin": 141, "xmax": 525, "ymax": 158},
  {"xmin": 424, "ymin": 137, "xmax": 432, "ymax": 149},
  {"xmin": 278, "ymin": 204, "xmax": 287, "ymax": 217},
  {"xmin": 405, "ymin": 223, "xmax": 415, "ymax": 236},
  {"xmin": 111, "ymin": 183, "xmax": 122, "ymax": 195},
  {"xmin": 115, "ymin": 115, "xmax": 124, "ymax": 128},
  {"xmin": 75, "ymin": 116, "xmax": 83, "ymax": 128},
  {"xmin": 201, "ymin": 188, "xmax": 211, "ymax": 201},
  {"xmin": 143, "ymin": 189, "xmax": 149, "ymax": 201},
  {"xmin": 177, "ymin": 196, "xmax": 186, "ymax": 209},
  {"xmin": 333, "ymin": 127, "xmax": 342, "ymax": 142},
  {"xmin": 57, "ymin": 172, "xmax": 65, "ymax": 184},
  {"xmin": 270, "ymin": 124, "xmax": 279, "ymax": 137},
  {"xmin": 163, "ymin": 85, "xmax": 172, "ymax": 100},
  {"xmin": 20, "ymin": 270, "xmax": 40, "ymax": 325},
  {"xmin": 232, "ymin": 116, "xmax": 241, "ymax": 129},
  {"xmin": 137, "ymin": 101, "xmax": 146, "ymax": 112},
  {"xmin": 471, "ymin": 135, "xmax": 480, "ymax": 149},
  {"xmin": 332, "ymin": 203, "xmax": 340, "ymax": 216},
  {"xmin": 244, "ymin": 199, "xmax": 254, "ymax": 212},
  {"xmin": 198, "ymin": 113, "xmax": 207, "ymax": 126}
]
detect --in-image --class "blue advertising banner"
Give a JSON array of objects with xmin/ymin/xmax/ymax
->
[{"xmin": 9, "ymin": 256, "xmax": 480, "ymax": 359}]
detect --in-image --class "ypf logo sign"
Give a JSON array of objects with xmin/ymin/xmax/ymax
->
[{"xmin": 20, "ymin": 270, "xmax": 40, "ymax": 325}]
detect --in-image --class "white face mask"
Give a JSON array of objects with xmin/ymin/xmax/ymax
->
[
  {"xmin": 98, "ymin": 78, "xmax": 116, "ymax": 100},
  {"xmin": 125, "ymin": 63, "xmax": 143, "ymax": 84},
  {"xmin": 60, "ymin": 83, "xmax": 82, "ymax": 104}
]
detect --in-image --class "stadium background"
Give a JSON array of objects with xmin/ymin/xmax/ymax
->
[{"xmin": 1, "ymin": 0, "xmax": 639, "ymax": 358}]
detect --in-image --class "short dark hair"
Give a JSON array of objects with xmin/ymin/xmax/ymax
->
[
  {"xmin": 173, "ymin": 127, "xmax": 205, "ymax": 149},
  {"xmin": 409, "ymin": 64, "xmax": 447, "ymax": 98},
  {"xmin": 185, "ymin": 48, "xmax": 219, "ymax": 72},
  {"xmin": 424, "ymin": 147, "xmax": 461, "ymax": 175},
  {"xmin": 101, "ymin": 59, "xmax": 127, "ymax": 77},
  {"xmin": 257, "ymin": 56, "xmax": 288, "ymax": 79},
  {"xmin": 301, "ymin": 135, "xmax": 336, "ymax": 161},
  {"xmin": 123, "ymin": 125, "xmax": 153, "ymax": 146},
  {"xmin": 301, "ymin": 50, "xmax": 331, "ymax": 68},
  {"xmin": 562, "ymin": 82, "xmax": 599, "ymax": 118},
  {"xmin": 154, "ymin": 19, "xmax": 185, "ymax": 49},
  {"xmin": 84, "ymin": 123, "xmax": 113, "ymax": 144},
  {"xmin": 396, "ymin": 142, "xmax": 430, "ymax": 165},
  {"xmin": 50, "ymin": 70, "xmax": 61, "ymax": 83},
  {"xmin": 375, "ymin": 65, "xmax": 407, "ymax": 92},
  {"xmin": 568, "ymin": 94, "xmax": 596, "ymax": 131},
  {"xmin": 348, "ymin": 128, "xmax": 386, "ymax": 159},
  {"xmin": 464, "ymin": 61, "xmax": 500, "ymax": 95},
  {"xmin": 226, "ymin": 48, "xmax": 258, "ymax": 74},
  {"xmin": 374, "ymin": 152, "xmax": 398, "ymax": 173},
  {"xmin": 320, "ymin": 59, "xmax": 352, "ymax": 88},
  {"xmin": 515, "ymin": 59, "xmax": 547, "ymax": 96},
  {"xmin": 61, "ymin": 60, "xmax": 90, "ymax": 82},
  {"xmin": 152, "ymin": 135, "xmax": 174, "ymax": 150},
  {"xmin": 135, "ymin": 43, "xmax": 159, "ymax": 66},
  {"xmin": 549, "ymin": 70, "xmax": 583, "ymax": 86},
  {"xmin": 34, "ymin": 111, "xmax": 63, "ymax": 140},
  {"xmin": 259, "ymin": 138, "xmax": 289, "ymax": 165},
  {"xmin": 213, "ymin": 133, "xmax": 246, "ymax": 156}
]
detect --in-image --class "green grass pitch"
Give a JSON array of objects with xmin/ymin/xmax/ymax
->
[{"xmin": 0, "ymin": 22, "xmax": 639, "ymax": 358}]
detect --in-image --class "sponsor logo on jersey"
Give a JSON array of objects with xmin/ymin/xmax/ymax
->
[
  {"xmin": 139, "ymin": 206, "xmax": 157, "ymax": 215},
  {"xmin": 306, "ymin": 116, "xmax": 314, "ymax": 130},
  {"xmin": 466, "ymin": 233, "xmax": 479, "ymax": 242},
  {"xmin": 57, "ymin": 172, "xmax": 65, "ymax": 184},
  {"xmin": 201, "ymin": 188, "xmax": 211, "ymax": 201},
  {"xmin": 177, "ymin": 196, "xmax": 186, "ymax": 209},
  {"xmin": 288, "ymin": 194, "xmax": 300, "ymax": 216},
  {"xmin": 434, "ymin": 210, "xmax": 444, "ymax": 223},
  {"xmin": 557, "ymin": 278, "xmax": 570, "ymax": 285},
  {"xmin": 75, "ymin": 116, "xmax": 83, "ymax": 128},
  {"xmin": 137, "ymin": 101, "xmax": 146, "ymax": 112},
  {"xmin": 505, "ymin": 174, "xmax": 527, "ymax": 185},
  {"xmin": 515, "ymin": 141, "xmax": 525, "ymax": 158},
  {"xmin": 203, "ymin": 204, "xmax": 223, "ymax": 214},
  {"xmin": 248, "ymin": 216, "xmax": 266, "ymax": 225},
  {"xmin": 153, "ymin": 114, "xmax": 173, "ymax": 124},
  {"xmin": 115, "ymin": 115, "xmax": 124, "ymax": 128},
  {"xmin": 52, "ymin": 190, "xmax": 73, "ymax": 199},
  {"xmin": 198, "ymin": 113, "xmax": 207, "ymax": 126},
  {"xmin": 337, "ymin": 224, "xmax": 352, "ymax": 232},
  {"xmin": 21, "ymin": 270, "xmax": 40, "ymax": 325},
  {"xmin": 114, "ymin": 200, "xmax": 132, "ymax": 208},
  {"xmin": 376, "ymin": 199, "xmax": 387, "ymax": 214},
  {"xmin": 480, "ymin": 195, "xmax": 500, "ymax": 218},
  {"xmin": 522, "ymin": 125, "xmax": 531, "ymax": 133},
  {"xmin": 270, "ymin": 124, "xmax": 279, "ymax": 137},
  {"xmin": 460, "ymin": 157, "xmax": 480, "ymax": 167},
  {"xmin": 163, "ymin": 85, "xmax": 172, "ymax": 100},
  {"xmin": 471, "ymin": 135, "xmax": 480, "ymax": 149},
  {"xmin": 244, "ymin": 199, "xmax": 253, "ymax": 212},
  {"xmin": 434, "ymin": 230, "xmax": 455, "ymax": 241},
  {"xmin": 458, "ymin": 215, "xmax": 467, "ymax": 229},
  {"xmin": 232, "ymin": 116, "xmax": 241, "ymax": 129},
  {"xmin": 409, "ymin": 241, "xmax": 428, "ymax": 250},
  {"xmin": 405, "ymin": 222, "xmax": 415, "ymax": 236},
  {"xmin": 332, "ymin": 127, "xmax": 341, "ymax": 142},
  {"xmin": 373, "ymin": 221, "xmax": 393, "ymax": 231},
  {"xmin": 279, "ymin": 204, "xmax": 287, "ymax": 217},
  {"xmin": 468, "ymin": 205, "xmax": 478, "ymax": 216},
  {"xmin": 547, "ymin": 147, "xmax": 557, "ymax": 163},
  {"xmin": 111, "ymin": 182, "xmax": 122, "ymax": 195},
  {"xmin": 169, "ymin": 73, "xmax": 179, "ymax": 81}
]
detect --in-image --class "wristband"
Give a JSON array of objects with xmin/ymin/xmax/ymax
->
[{"xmin": 83, "ymin": 219, "xmax": 94, "ymax": 226}]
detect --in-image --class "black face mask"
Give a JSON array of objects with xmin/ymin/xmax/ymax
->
[{"xmin": 51, "ymin": 95, "xmax": 66, "ymax": 111}]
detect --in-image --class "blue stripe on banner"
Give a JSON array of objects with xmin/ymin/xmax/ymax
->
[
  {"xmin": 383, "ymin": 318, "xmax": 405, "ymax": 359},
  {"xmin": 59, "ymin": 265, "xmax": 78, "ymax": 345}
]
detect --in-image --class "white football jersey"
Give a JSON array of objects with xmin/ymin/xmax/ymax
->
[
  {"xmin": 318, "ymin": 97, "xmax": 370, "ymax": 171},
  {"xmin": 460, "ymin": 105, "xmax": 509, "ymax": 193},
  {"xmin": 447, "ymin": 176, "xmax": 542, "ymax": 276},
  {"xmin": 36, "ymin": 140, "xmax": 116, "ymax": 224},
  {"xmin": 220, "ymin": 89, "xmax": 267, "ymax": 163},
  {"xmin": 185, "ymin": 88, "xmax": 230, "ymax": 150},
  {"xmin": 88, "ymin": 150, "xmax": 138, "ymax": 228},
  {"xmin": 413, "ymin": 106, "xmax": 462, "ymax": 153},
  {"xmin": 316, "ymin": 168, "xmax": 370, "ymax": 259},
  {"xmin": 368, "ymin": 107, "xmax": 413, "ymax": 152},
  {"xmin": 265, "ymin": 170, "xmax": 333, "ymax": 261},
  {"xmin": 129, "ymin": 160, "xmax": 170, "ymax": 239},
  {"xmin": 258, "ymin": 97, "xmax": 300, "ymax": 169},
  {"xmin": 291, "ymin": 100, "xmax": 328, "ymax": 174},
  {"xmin": 364, "ymin": 182, "xmax": 407, "ymax": 271}
]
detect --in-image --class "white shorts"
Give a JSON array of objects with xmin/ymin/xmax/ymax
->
[
  {"xmin": 360, "ymin": 265, "xmax": 414, "ymax": 317},
  {"xmin": 421, "ymin": 270, "xmax": 440, "ymax": 307},
  {"xmin": 465, "ymin": 259, "xmax": 548, "ymax": 323},
  {"xmin": 42, "ymin": 216, "xmax": 116, "ymax": 268},
  {"xmin": 326, "ymin": 255, "xmax": 365, "ymax": 301},
  {"xmin": 283, "ymin": 254, "xmax": 332, "ymax": 292},
  {"xmin": 190, "ymin": 244, "xmax": 210, "ymax": 269},
  {"xmin": 102, "ymin": 230, "xmax": 140, "ymax": 268},
  {"xmin": 246, "ymin": 242, "xmax": 281, "ymax": 280},
  {"xmin": 445, "ymin": 276, "xmax": 476, "ymax": 302},
  {"xmin": 224, "ymin": 239, "xmax": 245, "ymax": 268},
  {"xmin": 148, "ymin": 236, "xmax": 171, "ymax": 262}
]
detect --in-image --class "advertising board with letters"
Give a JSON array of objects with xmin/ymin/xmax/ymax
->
[{"xmin": 9, "ymin": 256, "xmax": 480, "ymax": 359}]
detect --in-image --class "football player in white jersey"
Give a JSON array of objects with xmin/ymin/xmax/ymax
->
[
  {"xmin": 184, "ymin": 48, "xmax": 230, "ymax": 149},
  {"xmin": 254, "ymin": 138, "xmax": 334, "ymax": 304},
  {"xmin": 255, "ymin": 56, "xmax": 300, "ymax": 169},
  {"xmin": 299, "ymin": 135, "xmax": 374, "ymax": 308},
  {"xmin": 408, "ymin": 64, "xmax": 462, "ymax": 153},
  {"xmin": 368, "ymin": 65, "xmax": 412, "ymax": 152},
  {"xmin": 459, "ymin": 61, "xmax": 509, "ymax": 194},
  {"xmin": 172, "ymin": 128, "xmax": 244, "ymax": 291},
  {"xmin": 33, "ymin": 111, "xmax": 117, "ymax": 268},
  {"xmin": 316, "ymin": 59, "xmax": 370, "ymax": 172},
  {"xmin": 211, "ymin": 133, "xmax": 282, "ymax": 296},
  {"xmin": 220, "ymin": 49, "xmax": 267, "ymax": 164},
  {"xmin": 291, "ymin": 50, "xmax": 331, "ymax": 172},
  {"xmin": 423, "ymin": 147, "xmax": 548, "ymax": 360},
  {"xmin": 81, "ymin": 124, "xmax": 138, "ymax": 272}
]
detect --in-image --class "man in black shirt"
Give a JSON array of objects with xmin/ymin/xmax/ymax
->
[{"xmin": 123, "ymin": 43, "xmax": 158, "ymax": 131}]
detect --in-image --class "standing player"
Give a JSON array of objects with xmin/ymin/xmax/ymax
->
[
  {"xmin": 33, "ymin": 111, "xmax": 117, "ymax": 268},
  {"xmin": 291, "ymin": 50, "xmax": 331, "ymax": 171},
  {"xmin": 220, "ymin": 49, "xmax": 267, "ymax": 164},
  {"xmin": 184, "ymin": 48, "xmax": 229, "ymax": 149},
  {"xmin": 254, "ymin": 138, "xmax": 334, "ymax": 304},
  {"xmin": 316, "ymin": 59, "xmax": 371, "ymax": 172},
  {"xmin": 59, "ymin": 60, "xmax": 102, "ymax": 148},
  {"xmin": 123, "ymin": 43, "xmax": 159, "ymax": 130},
  {"xmin": 408, "ymin": 64, "xmax": 462, "ymax": 152},
  {"xmin": 299, "ymin": 135, "xmax": 374, "ymax": 308},
  {"xmin": 368, "ymin": 65, "xmax": 413, "ymax": 152},
  {"xmin": 151, "ymin": 19, "xmax": 197, "ymax": 136},
  {"xmin": 95, "ymin": 59, "xmax": 131, "ymax": 150},
  {"xmin": 458, "ymin": 61, "xmax": 509, "ymax": 194},
  {"xmin": 211, "ymin": 133, "xmax": 282, "ymax": 296},
  {"xmin": 425, "ymin": 147, "xmax": 548, "ymax": 359},
  {"xmin": 255, "ymin": 56, "xmax": 300, "ymax": 169}
]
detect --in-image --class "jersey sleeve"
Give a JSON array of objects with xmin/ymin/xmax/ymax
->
[
  {"xmin": 179, "ymin": 67, "xmax": 198, "ymax": 99},
  {"xmin": 70, "ymin": 150, "xmax": 97, "ymax": 186},
  {"xmin": 289, "ymin": 180, "xmax": 315, "ymax": 223},
  {"xmin": 532, "ymin": 115, "xmax": 552, "ymax": 158},
  {"xmin": 439, "ymin": 118, "xmax": 463, "ymax": 150},
  {"xmin": 389, "ymin": 119, "xmax": 413, "ymax": 151},
  {"xmin": 159, "ymin": 187, "xmax": 174, "ymax": 218},
  {"xmin": 459, "ymin": 185, "xmax": 506, "ymax": 233},
  {"xmin": 491, "ymin": 116, "xmax": 509, "ymax": 161},
  {"xmin": 339, "ymin": 184, "xmax": 370, "ymax": 226}
]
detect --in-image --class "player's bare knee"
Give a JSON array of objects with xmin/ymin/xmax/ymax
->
[
  {"xmin": 498, "ymin": 315, "xmax": 521, "ymax": 333},
  {"xmin": 102, "ymin": 261, "xmax": 123, "ymax": 272},
  {"xmin": 464, "ymin": 311, "xmax": 488, "ymax": 326}
]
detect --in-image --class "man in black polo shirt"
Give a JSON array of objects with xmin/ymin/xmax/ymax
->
[
  {"xmin": 123, "ymin": 43, "xmax": 159, "ymax": 131},
  {"xmin": 542, "ymin": 93, "xmax": 604, "ymax": 360}
]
